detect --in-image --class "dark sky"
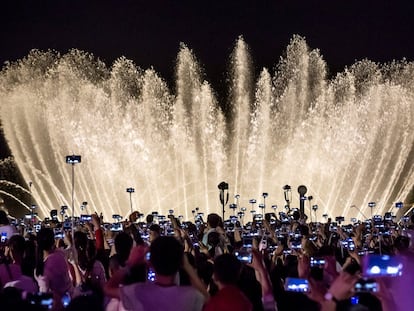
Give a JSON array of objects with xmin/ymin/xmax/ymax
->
[{"xmin": 1, "ymin": 0, "xmax": 414, "ymax": 88}]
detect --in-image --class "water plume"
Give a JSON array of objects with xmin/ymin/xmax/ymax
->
[{"xmin": 0, "ymin": 36, "xmax": 413, "ymax": 221}]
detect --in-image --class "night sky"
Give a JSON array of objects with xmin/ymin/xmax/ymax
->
[{"xmin": 1, "ymin": 0, "xmax": 414, "ymax": 85}]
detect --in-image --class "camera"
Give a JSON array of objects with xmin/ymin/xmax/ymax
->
[
  {"xmin": 66, "ymin": 155, "xmax": 81, "ymax": 164},
  {"xmin": 284, "ymin": 277, "xmax": 310, "ymax": 293}
]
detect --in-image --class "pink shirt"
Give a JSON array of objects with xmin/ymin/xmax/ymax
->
[
  {"xmin": 43, "ymin": 249, "xmax": 73, "ymax": 296},
  {"xmin": 0, "ymin": 263, "xmax": 21, "ymax": 288}
]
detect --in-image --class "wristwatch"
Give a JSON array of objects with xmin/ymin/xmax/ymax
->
[{"xmin": 324, "ymin": 292, "xmax": 339, "ymax": 303}]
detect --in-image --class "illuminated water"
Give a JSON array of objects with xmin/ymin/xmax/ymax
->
[{"xmin": 0, "ymin": 36, "xmax": 413, "ymax": 222}]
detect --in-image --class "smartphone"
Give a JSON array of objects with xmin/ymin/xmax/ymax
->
[
  {"xmin": 310, "ymin": 257, "xmax": 326, "ymax": 268},
  {"xmin": 66, "ymin": 155, "xmax": 81, "ymax": 164},
  {"xmin": 80, "ymin": 214, "xmax": 92, "ymax": 222},
  {"xmin": 235, "ymin": 236, "xmax": 253, "ymax": 263},
  {"xmin": 61, "ymin": 292, "xmax": 71, "ymax": 307},
  {"xmin": 348, "ymin": 239, "xmax": 356, "ymax": 251},
  {"xmin": 110, "ymin": 223, "xmax": 123, "ymax": 232},
  {"xmin": 362, "ymin": 254, "xmax": 403, "ymax": 277},
  {"xmin": 35, "ymin": 224, "xmax": 41, "ymax": 233},
  {"xmin": 284, "ymin": 277, "xmax": 310, "ymax": 293},
  {"xmin": 1, "ymin": 232, "xmax": 7, "ymax": 243},
  {"xmin": 350, "ymin": 296, "xmax": 359, "ymax": 305},
  {"xmin": 290, "ymin": 239, "xmax": 302, "ymax": 250},
  {"xmin": 354, "ymin": 279, "xmax": 379, "ymax": 293},
  {"xmin": 27, "ymin": 292, "xmax": 54, "ymax": 309}
]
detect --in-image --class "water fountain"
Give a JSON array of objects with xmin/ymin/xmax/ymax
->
[{"xmin": 0, "ymin": 36, "xmax": 413, "ymax": 222}]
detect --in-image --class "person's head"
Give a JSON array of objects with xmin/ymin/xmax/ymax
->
[
  {"xmin": 149, "ymin": 224, "xmax": 161, "ymax": 243},
  {"xmin": 146, "ymin": 214, "xmax": 154, "ymax": 224},
  {"xmin": 150, "ymin": 236, "xmax": 183, "ymax": 276},
  {"xmin": 74, "ymin": 230, "xmax": 96, "ymax": 271},
  {"xmin": 212, "ymin": 254, "xmax": 242, "ymax": 286},
  {"xmin": 37, "ymin": 228, "xmax": 55, "ymax": 252},
  {"xmin": 207, "ymin": 213, "xmax": 221, "ymax": 229},
  {"xmin": 114, "ymin": 232, "xmax": 133, "ymax": 265},
  {"xmin": 35, "ymin": 228, "xmax": 55, "ymax": 276},
  {"xmin": 0, "ymin": 210, "xmax": 10, "ymax": 225},
  {"xmin": 6, "ymin": 234, "xmax": 25, "ymax": 261},
  {"xmin": 74, "ymin": 230, "xmax": 88, "ymax": 252},
  {"xmin": 207, "ymin": 231, "xmax": 221, "ymax": 248}
]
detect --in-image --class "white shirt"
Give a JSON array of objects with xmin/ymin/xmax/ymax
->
[{"xmin": 120, "ymin": 282, "xmax": 204, "ymax": 311}]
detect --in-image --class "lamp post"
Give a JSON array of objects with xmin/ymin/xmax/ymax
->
[
  {"xmin": 298, "ymin": 185, "xmax": 307, "ymax": 219},
  {"xmin": 126, "ymin": 187, "xmax": 135, "ymax": 215},
  {"xmin": 218, "ymin": 182, "xmax": 229, "ymax": 221},
  {"xmin": 66, "ymin": 154, "xmax": 81, "ymax": 238}
]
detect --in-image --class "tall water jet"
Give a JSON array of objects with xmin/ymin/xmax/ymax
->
[{"xmin": 0, "ymin": 36, "xmax": 413, "ymax": 222}]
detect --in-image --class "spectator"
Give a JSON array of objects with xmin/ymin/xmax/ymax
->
[
  {"xmin": 204, "ymin": 253, "xmax": 252, "ymax": 311},
  {"xmin": 105, "ymin": 236, "xmax": 207, "ymax": 311},
  {"xmin": 0, "ymin": 210, "xmax": 16, "ymax": 239},
  {"xmin": 35, "ymin": 228, "xmax": 73, "ymax": 310}
]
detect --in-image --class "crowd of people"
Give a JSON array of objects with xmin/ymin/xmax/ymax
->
[{"xmin": 0, "ymin": 205, "xmax": 413, "ymax": 311}]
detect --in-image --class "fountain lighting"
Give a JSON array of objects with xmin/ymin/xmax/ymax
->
[{"xmin": 0, "ymin": 36, "xmax": 413, "ymax": 221}]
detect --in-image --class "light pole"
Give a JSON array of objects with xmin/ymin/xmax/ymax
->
[
  {"xmin": 298, "ymin": 185, "xmax": 307, "ymax": 219},
  {"xmin": 66, "ymin": 155, "xmax": 81, "ymax": 238},
  {"xmin": 307, "ymin": 195, "xmax": 313, "ymax": 222},
  {"xmin": 218, "ymin": 182, "xmax": 229, "ymax": 221},
  {"xmin": 126, "ymin": 187, "xmax": 135, "ymax": 215}
]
